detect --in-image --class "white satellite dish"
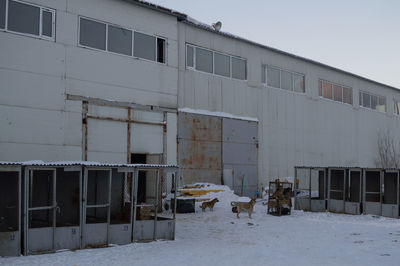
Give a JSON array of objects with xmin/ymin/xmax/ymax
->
[{"xmin": 212, "ymin": 21, "xmax": 222, "ymax": 32}]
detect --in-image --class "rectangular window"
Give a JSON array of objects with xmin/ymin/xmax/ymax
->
[
  {"xmin": 343, "ymin": 87, "xmax": 352, "ymax": 104},
  {"xmin": 232, "ymin": 57, "xmax": 246, "ymax": 80},
  {"xmin": 79, "ymin": 18, "xmax": 106, "ymax": 50},
  {"xmin": 214, "ymin": 52, "xmax": 230, "ymax": 77},
  {"xmin": 267, "ymin": 66, "xmax": 280, "ymax": 88},
  {"xmin": 320, "ymin": 79, "xmax": 352, "ymax": 105},
  {"xmin": 362, "ymin": 92, "xmax": 371, "ymax": 108},
  {"xmin": 371, "ymin": 95, "xmax": 378, "ymax": 110},
  {"xmin": 0, "ymin": 0, "xmax": 6, "ymax": 29},
  {"xmin": 186, "ymin": 45, "xmax": 194, "ymax": 68},
  {"xmin": 261, "ymin": 64, "xmax": 266, "ymax": 84},
  {"xmin": 333, "ymin": 84, "xmax": 342, "ymax": 102},
  {"xmin": 134, "ymin": 31, "xmax": 156, "ymax": 61},
  {"xmin": 5, "ymin": 0, "xmax": 54, "ymax": 39},
  {"xmin": 378, "ymin": 96, "xmax": 386, "ymax": 112},
  {"xmin": 281, "ymin": 70, "xmax": 293, "ymax": 91},
  {"xmin": 323, "ymin": 81, "xmax": 332, "ymax": 100},
  {"xmin": 195, "ymin": 47, "xmax": 213, "ymax": 73},
  {"xmin": 293, "ymin": 73, "xmax": 305, "ymax": 93},
  {"xmin": 394, "ymin": 100, "xmax": 400, "ymax": 115},
  {"xmin": 157, "ymin": 38, "xmax": 165, "ymax": 63},
  {"xmin": 107, "ymin": 25, "xmax": 132, "ymax": 56}
]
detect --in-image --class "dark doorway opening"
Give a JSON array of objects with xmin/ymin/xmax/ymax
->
[{"xmin": 131, "ymin": 154, "xmax": 146, "ymax": 203}]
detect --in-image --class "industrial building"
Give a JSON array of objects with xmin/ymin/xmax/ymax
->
[{"xmin": 1, "ymin": 0, "xmax": 400, "ymax": 198}]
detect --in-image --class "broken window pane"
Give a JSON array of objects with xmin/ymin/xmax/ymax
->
[
  {"xmin": 343, "ymin": 87, "xmax": 352, "ymax": 104},
  {"xmin": 214, "ymin": 52, "xmax": 230, "ymax": 77},
  {"xmin": 157, "ymin": 38, "xmax": 165, "ymax": 63},
  {"xmin": 0, "ymin": 0, "xmax": 6, "ymax": 29},
  {"xmin": 322, "ymin": 81, "xmax": 332, "ymax": 99},
  {"xmin": 195, "ymin": 47, "xmax": 213, "ymax": 73},
  {"xmin": 281, "ymin": 70, "xmax": 293, "ymax": 91},
  {"xmin": 79, "ymin": 18, "xmax": 106, "ymax": 50},
  {"xmin": 186, "ymin": 45, "xmax": 194, "ymax": 67},
  {"xmin": 267, "ymin": 66, "xmax": 280, "ymax": 88},
  {"xmin": 134, "ymin": 31, "xmax": 156, "ymax": 61},
  {"xmin": 108, "ymin": 25, "xmax": 132, "ymax": 56},
  {"xmin": 42, "ymin": 10, "xmax": 53, "ymax": 37},
  {"xmin": 232, "ymin": 57, "xmax": 246, "ymax": 80},
  {"xmin": 293, "ymin": 74, "xmax": 305, "ymax": 93},
  {"xmin": 333, "ymin": 84, "xmax": 342, "ymax": 102},
  {"xmin": 8, "ymin": 0, "xmax": 40, "ymax": 36}
]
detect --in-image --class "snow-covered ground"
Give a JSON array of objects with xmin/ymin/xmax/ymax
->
[{"xmin": 1, "ymin": 185, "xmax": 399, "ymax": 266}]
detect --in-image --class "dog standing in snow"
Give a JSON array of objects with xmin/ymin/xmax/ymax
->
[
  {"xmin": 231, "ymin": 197, "xmax": 256, "ymax": 219},
  {"xmin": 200, "ymin": 198, "xmax": 219, "ymax": 212}
]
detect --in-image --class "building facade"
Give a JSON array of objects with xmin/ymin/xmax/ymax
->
[{"xmin": 1, "ymin": 0, "xmax": 400, "ymax": 195}]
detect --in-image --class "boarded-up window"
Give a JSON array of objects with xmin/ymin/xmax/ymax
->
[
  {"xmin": 323, "ymin": 81, "xmax": 332, "ymax": 99},
  {"xmin": 343, "ymin": 87, "xmax": 352, "ymax": 104},
  {"xmin": 333, "ymin": 84, "xmax": 342, "ymax": 102}
]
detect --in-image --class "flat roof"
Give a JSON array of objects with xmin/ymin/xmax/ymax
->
[{"xmin": 126, "ymin": 0, "xmax": 399, "ymax": 92}]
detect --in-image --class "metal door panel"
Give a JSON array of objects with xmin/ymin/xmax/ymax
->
[
  {"xmin": 295, "ymin": 198, "xmax": 310, "ymax": 211},
  {"xmin": 329, "ymin": 199, "xmax": 345, "ymax": 213},
  {"xmin": 178, "ymin": 112, "xmax": 222, "ymax": 185},
  {"xmin": 85, "ymin": 223, "xmax": 108, "ymax": 247},
  {"xmin": 109, "ymin": 224, "xmax": 131, "ymax": 245},
  {"xmin": 382, "ymin": 205, "xmax": 398, "ymax": 218},
  {"xmin": 365, "ymin": 202, "xmax": 381, "ymax": 216},
  {"xmin": 345, "ymin": 202, "xmax": 360, "ymax": 215},
  {"xmin": 311, "ymin": 200, "xmax": 325, "ymax": 212},
  {"xmin": 310, "ymin": 169, "xmax": 326, "ymax": 212},
  {"xmin": 156, "ymin": 220, "xmax": 174, "ymax": 240},
  {"xmin": 222, "ymin": 118, "xmax": 258, "ymax": 197},
  {"xmin": 27, "ymin": 228, "xmax": 53, "ymax": 252},
  {"xmin": 54, "ymin": 227, "xmax": 80, "ymax": 250},
  {"xmin": 0, "ymin": 232, "xmax": 19, "ymax": 257},
  {"xmin": 134, "ymin": 220, "xmax": 154, "ymax": 241}
]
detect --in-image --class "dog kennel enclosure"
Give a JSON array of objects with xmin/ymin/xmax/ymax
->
[
  {"xmin": 0, "ymin": 162, "xmax": 178, "ymax": 257},
  {"xmin": 294, "ymin": 166, "xmax": 399, "ymax": 218}
]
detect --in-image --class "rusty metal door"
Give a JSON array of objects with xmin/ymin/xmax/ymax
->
[
  {"xmin": 222, "ymin": 118, "xmax": 258, "ymax": 197},
  {"xmin": 178, "ymin": 112, "xmax": 222, "ymax": 185}
]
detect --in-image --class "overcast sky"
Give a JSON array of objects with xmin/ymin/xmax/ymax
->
[{"xmin": 149, "ymin": 0, "xmax": 400, "ymax": 88}]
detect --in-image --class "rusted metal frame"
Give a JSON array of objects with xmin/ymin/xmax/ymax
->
[
  {"xmin": 82, "ymin": 101, "xmax": 89, "ymax": 161},
  {"xmin": 67, "ymin": 94, "xmax": 177, "ymax": 113},
  {"xmin": 86, "ymin": 114, "xmax": 166, "ymax": 127}
]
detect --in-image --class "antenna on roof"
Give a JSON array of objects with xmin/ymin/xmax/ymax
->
[{"xmin": 212, "ymin": 21, "xmax": 222, "ymax": 32}]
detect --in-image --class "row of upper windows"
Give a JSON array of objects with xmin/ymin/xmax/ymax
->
[{"xmin": 2, "ymin": 1, "xmax": 399, "ymax": 115}]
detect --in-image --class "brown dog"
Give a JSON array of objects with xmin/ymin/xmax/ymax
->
[
  {"xmin": 231, "ymin": 197, "xmax": 256, "ymax": 218},
  {"xmin": 200, "ymin": 198, "xmax": 219, "ymax": 212}
]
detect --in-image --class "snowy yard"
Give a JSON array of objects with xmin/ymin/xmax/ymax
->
[{"xmin": 1, "ymin": 186, "xmax": 399, "ymax": 266}]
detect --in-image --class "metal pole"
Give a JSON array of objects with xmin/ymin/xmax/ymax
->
[
  {"xmin": 327, "ymin": 168, "xmax": 331, "ymax": 211},
  {"xmin": 153, "ymin": 170, "xmax": 160, "ymax": 240},
  {"xmin": 23, "ymin": 168, "xmax": 29, "ymax": 255},
  {"xmin": 131, "ymin": 169, "xmax": 138, "ymax": 242},
  {"xmin": 129, "ymin": 171, "xmax": 135, "ymax": 243},
  {"xmin": 362, "ymin": 169, "xmax": 366, "ymax": 214},
  {"xmin": 79, "ymin": 167, "xmax": 83, "ymax": 249},
  {"xmin": 309, "ymin": 168, "xmax": 312, "ymax": 211},
  {"xmin": 52, "ymin": 169, "xmax": 57, "ymax": 251},
  {"xmin": 294, "ymin": 167, "xmax": 297, "ymax": 210},
  {"xmin": 172, "ymin": 171, "xmax": 177, "ymax": 240},
  {"xmin": 82, "ymin": 168, "xmax": 88, "ymax": 248},
  {"xmin": 18, "ymin": 167, "xmax": 21, "ymax": 256},
  {"xmin": 107, "ymin": 169, "xmax": 112, "ymax": 245}
]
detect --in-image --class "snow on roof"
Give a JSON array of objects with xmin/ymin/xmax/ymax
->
[
  {"xmin": 0, "ymin": 161, "xmax": 178, "ymax": 169},
  {"xmin": 179, "ymin": 108, "xmax": 258, "ymax": 122}
]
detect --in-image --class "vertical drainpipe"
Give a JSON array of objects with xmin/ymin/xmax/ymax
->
[
  {"xmin": 127, "ymin": 107, "xmax": 131, "ymax": 164},
  {"xmin": 82, "ymin": 101, "xmax": 89, "ymax": 161}
]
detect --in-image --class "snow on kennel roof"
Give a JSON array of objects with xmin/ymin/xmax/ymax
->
[{"xmin": 0, "ymin": 161, "xmax": 178, "ymax": 169}]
